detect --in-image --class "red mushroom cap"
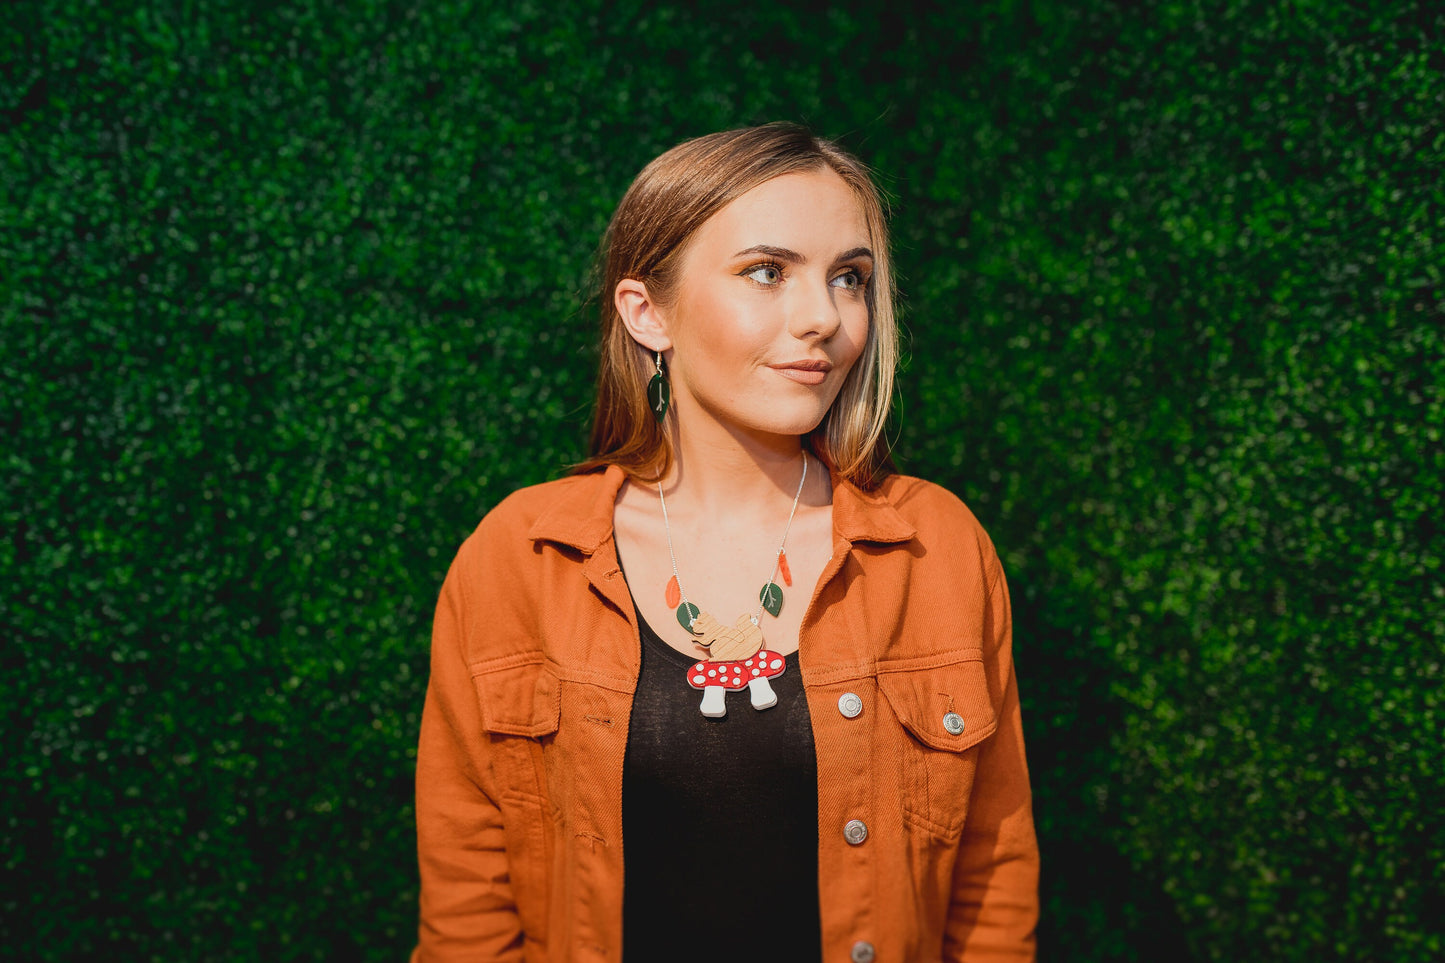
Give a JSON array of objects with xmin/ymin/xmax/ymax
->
[
  {"xmin": 688, "ymin": 660, "xmax": 748, "ymax": 690},
  {"xmin": 688, "ymin": 650, "xmax": 785, "ymax": 690}
]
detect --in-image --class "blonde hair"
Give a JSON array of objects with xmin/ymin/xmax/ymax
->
[{"xmin": 577, "ymin": 123, "xmax": 898, "ymax": 489}]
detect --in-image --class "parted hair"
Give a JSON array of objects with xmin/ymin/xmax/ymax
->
[{"xmin": 577, "ymin": 123, "xmax": 898, "ymax": 489}]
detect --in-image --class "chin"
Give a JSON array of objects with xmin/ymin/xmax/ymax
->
[
  {"xmin": 747, "ymin": 407, "xmax": 833, "ymax": 439},
  {"xmin": 694, "ymin": 387, "xmax": 840, "ymax": 440}
]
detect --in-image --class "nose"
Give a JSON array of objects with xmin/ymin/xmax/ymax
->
[{"xmin": 788, "ymin": 273, "xmax": 844, "ymax": 342}]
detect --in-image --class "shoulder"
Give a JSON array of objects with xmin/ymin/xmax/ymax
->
[
  {"xmin": 454, "ymin": 468, "xmax": 618, "ymax": 568},
  {"xmin": 435, "ymin": 469, "xmax": 617, "ymax": 647},
  {"xmin": 876, "ymin": 473, "xmax": 992, "ymax": 540},
  {"xmin": 872, "ymin": 473, "xmax": 1003, "ymax": 581},
  {"xmin": 478, "ymin": 471, "xmax": 604, "ymax": 532}
]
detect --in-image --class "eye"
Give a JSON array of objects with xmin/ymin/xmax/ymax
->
[
  {"xmin": 830, "ymin": 268, "xmax": 867, "ymax": 291},
  {"xmin": 741, "ymin": 263, "xmax": 784, "ymax": 286}
]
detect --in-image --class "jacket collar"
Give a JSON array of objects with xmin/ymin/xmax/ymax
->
[{"xmin": 527, "ymin": 462, "xmax": 916, "ymax": 554}]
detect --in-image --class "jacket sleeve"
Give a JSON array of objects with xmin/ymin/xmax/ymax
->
[
  {"xmin": 943, "ymin": 556, "xmax": 1040, "ymax": 961},
  {"xmin": 412, "ymin": 545, "xmax": 525, "ymax": 962}
]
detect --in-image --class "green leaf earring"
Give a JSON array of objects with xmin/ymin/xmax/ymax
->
[{"xmin": 648, "ymin": 351, "xmax": 670, "ymax": 423}]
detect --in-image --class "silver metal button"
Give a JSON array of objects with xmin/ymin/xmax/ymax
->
[
  {"xmin": 843, "ymin": 818, "xmax": 868, "ymax": 845},
  {"xmin": 838, "ymin": 692, "xmax": 863, "ymax": 718},
  {"xmin": 943, "ymin": 711, "xmax": 966, "ymax": 735},
  {"xmin": 851, "ymin": 940, "xmax": 876, "ymax": 963}
]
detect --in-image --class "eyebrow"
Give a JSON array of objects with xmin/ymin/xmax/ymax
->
[{"xmin": 732, "ymin": 244, "xmax": 875, "ymax": 264}]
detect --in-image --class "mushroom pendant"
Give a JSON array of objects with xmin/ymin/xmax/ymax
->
[{"xmin": 684, "ymin": 610, "xmax": 786, "ymax": 718}]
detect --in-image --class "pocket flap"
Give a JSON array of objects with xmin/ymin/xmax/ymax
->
[
  {"xmin": 471, "ymin": 656, "xmax": 561, "ymax": 737},
  {"xmin": 877, "ymin": 650, "xmax": 997, "ymax": 752}
]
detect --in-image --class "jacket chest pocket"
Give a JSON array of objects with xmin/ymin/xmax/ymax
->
[
  {"xmin": 473, "ymin": 655, "xmax": 562, "ymax": 738},
  {"xmin": 471, "ymin": 656, "xmax": 562, "ymax": 935},
  {"xmin": 877, "ymin": 649, "xmax": 997, "ymax": 838},
  {"xmin": 472, "ymin": 655, "xmax": 564, "ymax": 803}
]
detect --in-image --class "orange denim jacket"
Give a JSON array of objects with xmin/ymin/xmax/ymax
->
[{"xmin": 413, "ymin": 465, "xmax": 1038, "ymax": 962}]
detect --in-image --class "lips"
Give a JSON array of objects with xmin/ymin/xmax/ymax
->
[{"xmin": 769, "ymin": 360, "xmax": 833, "ymax": 386}]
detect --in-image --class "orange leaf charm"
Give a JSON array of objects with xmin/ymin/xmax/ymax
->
[
  {"xmin": 778, "ymin": 551, "xmax": 793, "ymax": 587},
  {"xmin": 665, "ymin": 574, "xmax": 681, "ymax": 609}
]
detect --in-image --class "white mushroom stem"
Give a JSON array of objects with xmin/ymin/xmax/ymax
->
[
  {"xmin": 748, "ymin": 676, "xmax": 778, "ymax": 710},
  {"xmin": 699, "ymin": 685, "xmax": 728, "ymax": 718}
]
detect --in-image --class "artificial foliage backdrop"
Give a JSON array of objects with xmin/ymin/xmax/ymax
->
[{"xmin": 3, "ymin": 0, "xmax": 1440, "ymax": 960}]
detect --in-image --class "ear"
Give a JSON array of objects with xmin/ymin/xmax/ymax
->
[{"xmin": 614, "ymin": 278, "xmax": 673, "ymax": 353}]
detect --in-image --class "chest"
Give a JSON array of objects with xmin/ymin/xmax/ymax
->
[{"xmin": 614, "ymin": 499, "xmax": 835, "ymax": 659}]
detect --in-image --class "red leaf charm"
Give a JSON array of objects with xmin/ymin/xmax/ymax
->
[
  {"xmin": 778, "ymin": 551, "xmax": 793, "ymax": 587},
  {"xmin": 665, "ymin": 574, "xmax": 681, "ymax": 609}
]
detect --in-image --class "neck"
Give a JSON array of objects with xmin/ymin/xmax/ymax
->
[{"xmin": 659, "ymin": 417, "xmax": 823, "ymax": 519}]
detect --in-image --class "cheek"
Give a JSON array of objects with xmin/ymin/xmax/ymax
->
[
  {"xmin": 688, "ymin": 308, "xmax": 773, "ymax": 363},
  {"xmin": 673, "ymin": 284, "xmax": 763, "ymax": 353},
  {"xmin": 836, "ymin": 305, "xmax": 871, "ymax": 369}
]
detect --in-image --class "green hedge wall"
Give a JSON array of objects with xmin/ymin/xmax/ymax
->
[{"xmin": 3, "ymin": 0, "xmax": 1439, "ymax": 960}]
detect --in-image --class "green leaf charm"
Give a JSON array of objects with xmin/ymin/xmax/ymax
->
[
  {"xmin": 675, "ymin": 601, "xmax": 700, "ymax": 632},
  {"xmin": 759, "ymin": 582, "xmax": 784, "ymax": 618},
  {"xmin": 648, "ymin": 371, "xmax": 670, "ymax": 423}
]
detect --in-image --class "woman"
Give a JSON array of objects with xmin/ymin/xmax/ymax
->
[{"xmin": 413, "ymin": 123, "xmax": 1038, "ymax": 962}]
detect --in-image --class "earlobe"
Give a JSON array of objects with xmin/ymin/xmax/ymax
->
[{"xmin": 615, "ymin": 278, "xmax": 672, "ymax": 353}]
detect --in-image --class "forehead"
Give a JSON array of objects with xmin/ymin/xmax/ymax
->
[{"xmin": 689, "ymin": 168, "xmax": 870, "ymax": 255}]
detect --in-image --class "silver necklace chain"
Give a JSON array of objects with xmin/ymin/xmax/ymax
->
[{"xmin": 659, "ymin": 452, "xmax": 809, "ymax": 629}]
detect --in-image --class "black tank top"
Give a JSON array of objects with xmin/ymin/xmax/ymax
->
[{"xmin": 621, "ymin": 599, "xmax": 822, "ymax": 962}]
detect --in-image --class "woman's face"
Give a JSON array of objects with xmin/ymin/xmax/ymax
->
[{"xmin": 658, "ymin": 168, "xmax": 874, "ymax": 446}]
